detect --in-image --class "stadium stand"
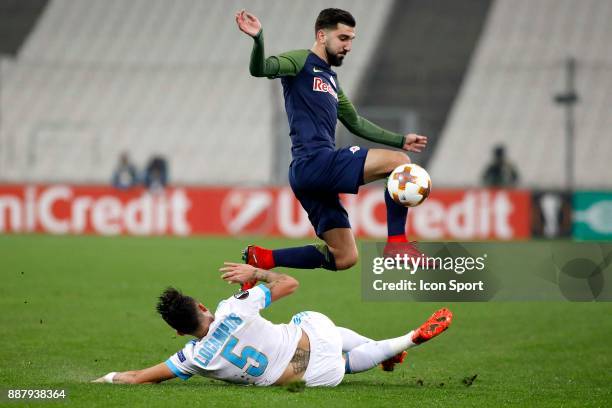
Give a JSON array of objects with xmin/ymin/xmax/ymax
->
[
  {"xmin": 430, "ymin": 0, "xmax": 612, "ymax": 189},
  {"xmin": 0, "ymin": 0, "xmax": 393, "ymax": 184},
  {"xmin": 0, "ymin": 0, "xmax": 48, "ymax": 56},
  {"xmin": 344, "ymin": 0, "xmax": 492, "ymax": 167}
]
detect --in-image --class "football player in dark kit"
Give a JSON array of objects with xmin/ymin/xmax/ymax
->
[
  {"xmin": 236, "ymin": 7, "xmax": 429, "ymax": 371},
  {"xmin": 236, "ymin": 8, "xmax": 428, "ymax": 278}
]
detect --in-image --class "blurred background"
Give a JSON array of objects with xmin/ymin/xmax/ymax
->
[{"xmin": 1, "ymin": 0, "xmax": 611, "ymax": 241}]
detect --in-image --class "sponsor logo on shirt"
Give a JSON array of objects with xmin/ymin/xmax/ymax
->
[
  {"xmin": 234, "ymin": 290, "xmax": 249, "ymax": 300},
  {"xmin": 177, "ymin": 350, "xmax": 187, "ymax": 362},
  {"xmin": 350, "ymin": 146, "xmax": 361, "ymax": 154},
  {"xmin": 313, "ymin": 77, "xmax": 338, "ymax": 100}
]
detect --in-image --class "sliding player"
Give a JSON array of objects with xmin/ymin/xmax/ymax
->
[
  {"xmin": 236, "ymin": 9, "xmax": 428, "ymax": 284},
  {"xmin": 93, "ymin": 263, "xmax": 452, "ymax": 386}
]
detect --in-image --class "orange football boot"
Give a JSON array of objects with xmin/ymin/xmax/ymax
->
[
  {"xmin": 411, "ymin": 308, "xmax": 453, "ymax": 345},
  {"xmin": 380, "ymin": 350, "xmax": 408, "ymax": 372}
]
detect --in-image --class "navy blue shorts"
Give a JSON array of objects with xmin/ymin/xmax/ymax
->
[{"xmin": 289, "ymin": 146, "xmax": 368, "ymax": 237}]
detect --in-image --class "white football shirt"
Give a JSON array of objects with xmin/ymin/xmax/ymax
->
[{"xmin": 165, "ymin": 284, "xmax": 302, "ymax": 386}]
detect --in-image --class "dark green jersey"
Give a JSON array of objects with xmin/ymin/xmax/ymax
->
[{"xmin": 249, "ymin": 30, "xmax": 404, "ymax": 158}]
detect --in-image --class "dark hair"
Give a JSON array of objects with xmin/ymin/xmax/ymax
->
[
  {"xmin": 315, "ymin": 8, "xmax": 355, "ymax": 33},
  {"xmin": 156, "ymin": 287, "xmax": 200, "ymax": 334}
]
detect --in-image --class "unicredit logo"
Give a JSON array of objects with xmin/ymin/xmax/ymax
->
[
  {"xmin": 0, "ymin": 185, "xmax": 191, "ymax": 235},
  {"xmin": 0, "ymin": 185, "xmax": 529, "ymax": 239}
]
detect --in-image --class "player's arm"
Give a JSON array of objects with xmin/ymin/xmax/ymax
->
[
  {"xmin": 92, "ymin": 362, "xmax": 176, "ymax": 384},
  {"xmin": 220, "ymin": 262, "xmax": 299, "ymax": 302},
  {"xmin": 337, "ymin": 89, "xmax": 428, "ymax": 153},
  {"xmin": 249, "ymin": 31, "xmax": 305, "ymax": 78},
  {"xmin": 235, "ymin": 9, "xmax": 303, "ymax": 78}
]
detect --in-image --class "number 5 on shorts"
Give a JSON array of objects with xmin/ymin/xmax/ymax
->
[{"xmin": 221, "ymin": 336, "xmax": 268, "ymax": 377}]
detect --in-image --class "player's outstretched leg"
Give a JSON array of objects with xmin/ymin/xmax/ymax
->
[
  {"xmin": 240, "ymin": 243, "xmax": 339, "ymax": 290},
  {"xmin": 381, "ymin": 188, "xmax": 428, "ymax": 261},
  {"xmin": 344, "ymin": 308, "xmax": 453, "ymax": 374},
  {"xmin": 243, "ymin": 243, "xmax": 337, "ymax": 270},
  {"xmin": 241, "ymin": 227, "xmax": 357, "ymax": 270},
  {"xmin": 338, "ymin": 326, "xmax": 407, "ymax": 372},
  {"xmin": 337, "ymin": 327, "xmax": 373, "ymax": 352},
  {"xmin": 363, "ymin": 149, "xmax": 430, "ymax": 262},
  {"xmin": 364, "ymin": 149, "xmax": 411, "ymax": 245}
]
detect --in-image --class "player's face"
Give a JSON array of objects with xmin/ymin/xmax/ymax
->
[
  {"xmin": 324, "ymin": 24, "xmax": 355, "ymax": 66},
  {"xmin": 198, "ymin": 303, "xmax": 214, "ymax": 321}
]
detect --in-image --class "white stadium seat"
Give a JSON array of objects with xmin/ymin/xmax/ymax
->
[
  {"xmin": 430, "ymin": 0, "xmax": 612, "ymax": 189},
  {"xmin": 0, "ymin": 0, "xmax": 393, "ymax": 184}
]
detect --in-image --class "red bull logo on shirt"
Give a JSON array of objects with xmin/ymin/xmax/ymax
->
[{"xmin": 313, "ymin": 77, "xmax": 338, "ymax": 100}]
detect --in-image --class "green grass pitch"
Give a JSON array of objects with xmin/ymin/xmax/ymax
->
[{"xmin": 1, "ymin": 235, "xmax": 611, "ymax": 407}]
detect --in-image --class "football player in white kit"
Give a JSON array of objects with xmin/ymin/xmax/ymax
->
[{"xmin": 93, "ymin": 263, "xmax": 452, "ymax": 387}]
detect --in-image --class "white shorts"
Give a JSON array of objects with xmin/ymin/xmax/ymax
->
[{"xmin": 291, "ymin": 311, "xmax": 345, "ymax": 387}]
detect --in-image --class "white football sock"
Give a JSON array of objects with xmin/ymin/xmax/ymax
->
[
  {"xmin": 337, "ymin": 327, "xmax": 373, "ymax": 352},
  {"xmin": 345, "ymin": 330, "xmax": 416, "ymax": 374}
]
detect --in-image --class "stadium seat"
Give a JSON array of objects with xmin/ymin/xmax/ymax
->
[
  {"xmin": 430, "ymin": 0, "xmax": 612, "ymax": 189},
  {"xmin": 0, "ymin": 0, "xmax": 393, "ymax": 184}
]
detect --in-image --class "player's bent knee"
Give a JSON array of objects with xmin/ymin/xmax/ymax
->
[
  {"xmin": 390, "ymin": 151, "xmax": 410, "ymax": 168},
  {"xmin": 364, "ymin": 149, "xmax": 412, "ymax": 183},
  {"xmin": 382, "ymin": 151, "xmax": 411, "ymax": 176},
  {"xmin": 334, "ymin": 248, "xmax": 359, "ymax": 270}
]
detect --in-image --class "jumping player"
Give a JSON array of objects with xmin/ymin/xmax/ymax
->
[
  {"xmin": 235, "ymin": 9, "xmax": 428, "ymax": 283},
  {"xmin": 93, "ymin": 263, "xmax": 452, "ymax": 386}
]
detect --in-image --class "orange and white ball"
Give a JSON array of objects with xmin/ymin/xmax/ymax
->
[{"xmin": 387, "ymin": 164, "xmax": 431, "ymax": 207}]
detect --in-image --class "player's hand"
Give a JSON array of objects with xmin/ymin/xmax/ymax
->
[
  {"xmin": 235, "ymin": 9, "xmax": 262, "ymax": 37},
  {"xmin": 91, "ymin": 372, "xmax": 116, "ymax": 383},
  {"xmin": 220, "ymin": 262, "xmax": 257, "ymax": 284},
  {"xmin": 402, "ymin": 133, "xmax": 428, "ymax": 153}
]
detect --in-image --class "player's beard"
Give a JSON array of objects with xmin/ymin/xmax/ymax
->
[{"xmin": 326, "ymin": 46, "xmax": 345, "ymax": 66}]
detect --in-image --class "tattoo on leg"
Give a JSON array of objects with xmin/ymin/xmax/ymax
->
[{"xmin": 290, "ymin": 348, "xmax": 310, "ymax": 375}]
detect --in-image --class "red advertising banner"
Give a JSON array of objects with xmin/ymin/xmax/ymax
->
[{"xmin": 0, "ymin": 185, "xmax": 531, "ymax": 239}]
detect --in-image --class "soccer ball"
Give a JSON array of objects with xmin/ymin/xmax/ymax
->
[{"xmin": 387, "ymin": 164, "xmax": 431, "ymax": 207}]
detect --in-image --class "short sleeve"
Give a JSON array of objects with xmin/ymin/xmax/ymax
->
[
  {"xmin": 165, "ymin": 340, "xmax": 197, "ymax": 381},
  {"xmin": 219, "ymin": 284, "xmax": 272, "ymax": 318}
]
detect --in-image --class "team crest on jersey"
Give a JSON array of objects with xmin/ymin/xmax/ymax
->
[
  {"xmin": 313, "ymin": 77, "xmax": 338, "ymax": 100},
  {"xmin": 234, "ymin": 290, "xmax": 249, "ymax": 300}
]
